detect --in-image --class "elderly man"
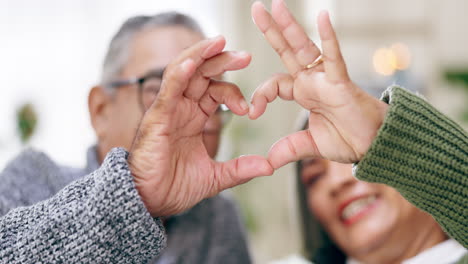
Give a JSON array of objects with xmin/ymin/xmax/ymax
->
[
  {"xmin": 0, "ymin": 12, "xmax": 251, "ymax": 264},
  {"xmin": 2, "ymin": 2, "xmax": 466, "ymax": 263}
]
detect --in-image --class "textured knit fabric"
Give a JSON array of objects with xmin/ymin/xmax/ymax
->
[
  {"xmin": 0, "ymin": 146, "xmax": 251, "ymax": 263},
  {"xmin": 354, "ymin": 85, "xmax": 468, "ymax": 247},
  {"xmin": 293, "ymin": 86, "xmax": 467, "ymax": 263},
  {"xmin": 156, "ymin": 194, "xmax": 251, "ymax": 264},
  {"xmin": 0, "ymin": 148, "xmax": 166, "ymax": 263}
]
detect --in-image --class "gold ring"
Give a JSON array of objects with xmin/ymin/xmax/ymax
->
[{"xmin": 305, "ymin": 56, "xmax": 323, "ymax": 70}]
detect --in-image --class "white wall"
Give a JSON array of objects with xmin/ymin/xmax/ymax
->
[{"xmin": 0, "ymin": 0, "xmax": 222, "ymax": 168}]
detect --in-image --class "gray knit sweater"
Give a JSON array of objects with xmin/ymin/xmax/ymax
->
[{"xmin": 0, "ymin": 147, "xmax": 251, "ymax": 263}]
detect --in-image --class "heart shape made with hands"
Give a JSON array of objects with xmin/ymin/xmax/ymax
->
[{"xmin": 129, "ymin": 0, "xmax": 388, "ymax": 218}]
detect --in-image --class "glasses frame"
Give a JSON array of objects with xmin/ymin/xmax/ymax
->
[
  {"xmin": 106, "ymin": 69, "xmax": 233, "ymax": 126},
  {"xmin": 106, "ymin": 69, "xmax": 165, "ymax": 111}
]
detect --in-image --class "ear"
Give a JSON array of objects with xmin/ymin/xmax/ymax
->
[{"xmin": 88, "ymin": 85, "xmax": 112, "ymax": 140}]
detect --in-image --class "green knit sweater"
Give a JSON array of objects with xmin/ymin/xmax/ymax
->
[{"xmin": 354, "ymin": 86, "xmax": 467, "ymax": 248}]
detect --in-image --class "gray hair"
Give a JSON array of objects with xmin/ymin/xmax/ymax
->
[{"xmin": 101, "ymin": 12, "xmax": 204, "ymax": 87}]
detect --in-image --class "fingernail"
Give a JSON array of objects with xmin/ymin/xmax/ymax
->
[
  {"xmin": 240, "ymin": 100, "xmax": 249, "ymax": 111},
  {"xmin": 203, "ymin": 35, "xmax": 225, "ymax": 58},
  {"xmin": 257, "ymin": 1, "xmax": 267, "ymax": 11},
  {"xmin": 211, "ymin": 35, "xmax": 223, "ymax": 41},
  {"xmin": 249, "ymin": 104, "xmax": 255, "ymax": 117},
  {"xmin": 320, "ymin": 10, "xmax": 330, "ymax": 19},
  {"xmin": 234, "ymin": 51, "xmax": 249, "ymax": 57},
  {"xmin": 181, "ymin": 59, "xmax": 193, "ymax": 73}
]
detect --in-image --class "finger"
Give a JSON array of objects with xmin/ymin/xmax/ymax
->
[
  {"xmin": 268, "ymin": 130, "xmax": 321, "ymax": 169},
  {"xmin": 213, "ymin": 155, "xmax": 274, "ymax": 192},
  {"xmin": 249, "ymin": 73, "xmax": 294, "ymax": 120},
  {"xmin": 271, "ymin": 0, "xmax": 321, "ymax": 67},
  {"xmin": 251, "ymin": 1, "xmax": 302, "ymax": 75},
  {"xmin": 199, "ymin": 51, "xmax": 252, "ymax": 77},
  {"xmin": 158, "ymin": 35, "xmax": 227, "ymax": 101},
  {"xmin": 148, "ymin": 58, "xmax": 197, "ymax": 119},
  {"xmin": 171, "ymin": 35, "xmax": 227, "ymax": 71},
  {"xmin": 199, "ymin": 80, "xmax": 249, "ymax": 117},
  {"xmin": 317, "ymin": 10, "xmax": 350, "ymax": 83},
  {"xmin": 184, "ymin": 51, "xmax": 252, "ymax": 100}
]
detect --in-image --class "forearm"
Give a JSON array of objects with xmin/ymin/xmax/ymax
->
[
  {"xmin": 0, "ymin": 148, "xmax": 166, "ymax": 263},
  {"xmin": 354, "ymin": 86, "xmax": 467, "ymax": 247}
]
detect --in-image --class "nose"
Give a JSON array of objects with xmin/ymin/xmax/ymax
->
[{"xmin": 327, "ymin": 163, "xmax": 356, "ymax": 198}]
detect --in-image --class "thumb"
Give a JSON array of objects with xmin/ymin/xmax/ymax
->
[
  {"xmin": 213, "ymin": 155, "xmax": 274, "ymax": 192},
  {"xmin": 268, "ymin": 130, "xmax": 321, "ymax": 169}
]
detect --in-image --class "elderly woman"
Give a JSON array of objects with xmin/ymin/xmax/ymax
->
[
  {"xmin": 290, "ymin": 113, "xmax": 466, "ymax": 263},
  {"xmin": 249, "ymin": 0, "xmax": 467, "ymax": 263},
  {"xmin": 1, "ymin": 0, "xmax": 465, "ymax": 262}
]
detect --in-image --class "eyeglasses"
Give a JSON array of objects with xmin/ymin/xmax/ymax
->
[
  {"xmin": 106, "ymin": 69, "xmax": 232, "ymax": 126},
  {"xmin": 107, "ymin": 69, "xmax": 163, "ymax": 111}
]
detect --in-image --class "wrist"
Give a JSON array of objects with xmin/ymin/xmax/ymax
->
[
  {"xmin": 362, "ymin": 98, "xmax": 388, "ymax": 158},
  {"xmin": 127, "ymin": 152, "xmax": 153, "ymax": 216},
  {"xmin": 351, "ymin": 88, "xmax": 389, "ymax": 161}
]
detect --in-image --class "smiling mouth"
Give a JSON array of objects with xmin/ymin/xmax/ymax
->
[{"xmin": 340, "ymin": 195, "xmax": 379, "ymax": 226}]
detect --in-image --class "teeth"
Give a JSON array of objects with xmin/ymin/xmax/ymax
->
[{"xmin": 341, "ymin": 195, "xmax": 377, "ymax": 221}]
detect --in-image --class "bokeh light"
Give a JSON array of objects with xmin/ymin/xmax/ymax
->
[{"xmin": 373, "ymin": 43, "xmax": 412, "ymax": 76}]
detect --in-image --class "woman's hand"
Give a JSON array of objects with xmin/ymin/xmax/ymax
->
[{"xmin": 250, "ymin": 0, "xmax": 388, "ymax": 168}]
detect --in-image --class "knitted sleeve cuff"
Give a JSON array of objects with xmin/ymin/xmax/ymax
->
[
  {"xmin": 89, "ymin": 147, "xmax": 167, "ymax": 258},
  {"xmin": 353, "ymin": 85, "xmax": 467, "ymax": 247},
  {"xmin": 0, "ymin": 147, "xmax": 167, "ymax": 263}
]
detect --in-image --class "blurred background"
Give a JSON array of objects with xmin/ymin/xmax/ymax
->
[{"xmin": 1, "ymin": 0, "xmax": 467, "ymax": 263}]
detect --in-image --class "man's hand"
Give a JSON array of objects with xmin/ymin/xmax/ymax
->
[
  {"xmin": 250, "ymin": 0, "xmax": 388, "ymax": 168},
  {"xmin": 128, "ymin": 36, "xmax": 274, "ymax": 217}
]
